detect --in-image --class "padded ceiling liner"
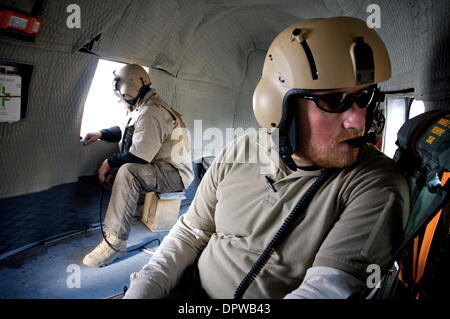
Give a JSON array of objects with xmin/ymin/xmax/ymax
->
[{"xmin": 0, "ymin": 0, "xmax": 449, "ymax": 198}]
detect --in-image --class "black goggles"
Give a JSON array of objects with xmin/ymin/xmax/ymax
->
[{"xmin": 300, "ymin": 86, "xmax": 377, "ymax": 113}]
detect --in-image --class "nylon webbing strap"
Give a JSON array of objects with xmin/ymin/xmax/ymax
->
[{"xmin": 406, "ymin": 171, "xmax": 449, "ymax": 298}]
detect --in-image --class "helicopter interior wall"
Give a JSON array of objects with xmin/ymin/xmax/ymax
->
[
  {"xmin": 1, "ymin": 0, "xmax": 449, "ymax": 200},
  {"xmin": 0, "ymin": 44, "xmax": 101, "ymax": 199}
]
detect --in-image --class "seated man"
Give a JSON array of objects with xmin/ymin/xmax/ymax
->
[
  {"xmin": 82, "ymin": 64, "xmax": 194, "ymax": 267},
  {"xmin": 123, "ymin": 17, "xmax": 410, "ymax": 299}
]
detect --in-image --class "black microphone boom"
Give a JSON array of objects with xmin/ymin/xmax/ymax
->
[{"xmin": 347, "ymin": 133, "xmax": 377, "ymax": 148}]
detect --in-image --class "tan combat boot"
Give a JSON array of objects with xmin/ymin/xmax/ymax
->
[{"xmin": 83, "ymin": 233, "xmax": 127, "ymax": 267}]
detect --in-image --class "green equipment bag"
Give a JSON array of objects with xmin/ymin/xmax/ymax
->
[{"xmin": 361, "ymin": 110, "xmax": 450, "ymax": 299}]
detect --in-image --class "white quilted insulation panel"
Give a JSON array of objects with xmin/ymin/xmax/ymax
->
[{"xmin": 0, "ymin": 0, "xmax": 449, "ymax": 199}]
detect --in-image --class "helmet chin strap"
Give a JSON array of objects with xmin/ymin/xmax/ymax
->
[
  {"xmin": 277, "ymin": 105, "xmax": 299, "ymax": 171},
  {"xmin": 278, "ymin": 136, "xmax": 298, "ymax": 171}
]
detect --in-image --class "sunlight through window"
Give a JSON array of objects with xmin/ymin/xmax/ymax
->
[
  {"xmin": 382, "ymin": 98, "xmax": 407, "ymax": 159},
  {"xmin": 409, "ymin": 99, "xmax": 425, "ymax": 119},
  {"xmin": 80, "ymin": 59, "xmax": 149, "ymax": 138}
]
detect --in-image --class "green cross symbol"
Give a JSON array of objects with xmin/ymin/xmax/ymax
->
[{"xmin": 1, "ymin": 86, "xmax": 11, "ymax": 108}]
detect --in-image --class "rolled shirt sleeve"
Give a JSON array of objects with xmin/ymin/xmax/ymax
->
[{"xmin": 284, "ymin": 266, "xmax": 365, "ymax": 299}]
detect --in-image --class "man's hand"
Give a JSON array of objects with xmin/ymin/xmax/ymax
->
[
  {"xmin": 98, "ymin": 159, "xmax": 111, "ymax": 183},
  {"xmin": 83, "ymin": 131, "xmax": 102, "ymax": 145}
]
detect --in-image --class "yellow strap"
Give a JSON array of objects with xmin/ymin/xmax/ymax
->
[
  {"xmin": 415, "ymin": 211, "xmax": 442, "ymax": 284},
  {"xmin": 412, "ymin": 236, "xmax": 418, "ymax": 280}
]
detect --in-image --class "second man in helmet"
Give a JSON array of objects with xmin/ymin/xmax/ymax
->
[{"xmin": 82, "ymin": 64, "xmax": 194, "ymax": 267}]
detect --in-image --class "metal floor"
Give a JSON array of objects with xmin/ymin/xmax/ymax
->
[{"xmin": 0, "ymin": 219, "xmax": 170, "ymax": 299}]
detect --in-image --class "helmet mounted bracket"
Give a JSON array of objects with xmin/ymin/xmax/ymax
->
[
  {"xmin": 291, "ymin": 28, "xmax": 319, "ymax": 81},
  {"xmin": 350, "ymin": 37, "xmax": 375, "ymax": 85}
]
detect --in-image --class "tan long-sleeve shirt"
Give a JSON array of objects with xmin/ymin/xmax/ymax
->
[{"xmin": 125, "ymin": 131, "xmax": 409, "ymax": 298}]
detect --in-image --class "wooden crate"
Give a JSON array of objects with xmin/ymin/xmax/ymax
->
[{"xmin": 140, "ymin": 192, "xmax": 182, "ymax": 232}]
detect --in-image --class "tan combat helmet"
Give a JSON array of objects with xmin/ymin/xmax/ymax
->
[
  {"xmin": 252, "ymin": 17, "xmax": 391, "ymax": 170},
  {"xmin": 113, "ymin": 64, "xmax": 152, "ymax": 105},
  {"xmin": 253, "ymin": 16, "xmax": 391, "ymax": 132}
]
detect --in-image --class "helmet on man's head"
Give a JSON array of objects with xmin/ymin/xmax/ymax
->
[
  {"xmin": 113, "ymin": 64, "xmax": 151, "ymax": 106},
  {"xmin": 252, "ymin": 17, "xmax": 391, "ymax": 170}
]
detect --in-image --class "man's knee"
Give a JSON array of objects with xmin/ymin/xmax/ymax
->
[
  {"xmin": 115, "ymin": 163, "xmax": 141, "ymax": 186},
  {"xmin": 114, "ymin": 163, "xmax": 157, "ymax": 191}
]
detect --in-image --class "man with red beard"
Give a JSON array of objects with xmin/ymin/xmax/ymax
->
[
  {"xmin": 123, "ymin": 17, "xmax": 410, "ymax": 299},
  {"xmin": 292, "ymin": 86, "xmax": 370, "ymax": 169}
]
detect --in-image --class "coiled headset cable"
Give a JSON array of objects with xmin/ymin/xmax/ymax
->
[
  {"xmin": 233, "ymin": 168, "xmax": 336, "ymax": 299},
  {"xmin": 99, "ymin": 181, "xmax": 160, "ymax": 253}
]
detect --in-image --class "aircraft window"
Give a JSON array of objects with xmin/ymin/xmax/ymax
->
[
  {"xmin": 382, "ymin": 97, "xmax": 408, "ymax": 159},
  {"xmin": 79, "ymin": 59, "xmax": 149, "ymax": 138},
  {"xmin": 409, "ymin": 99, "xmax": 425, "ymax": 119}
]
